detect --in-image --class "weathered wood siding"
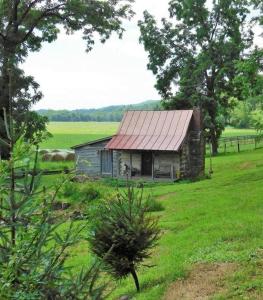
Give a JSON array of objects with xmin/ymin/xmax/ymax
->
[
  {"xmin": 154, "ymin": 152, "xmax": 180, "ymax": 178},
  {"xmin": 75, "ymin": 140, "xmax": 118, "ymax": 176},
  {"xmin": 119, "ymin": 151, "xmax": 141, "ymax": 176},
  {"xmin": 112, "ymin": 150, "xmax": 120, "ymax": 177}
]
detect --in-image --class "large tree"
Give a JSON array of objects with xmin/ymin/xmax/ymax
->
[
  {"xmin": 252, "ymin": 0, "xmax": 263, "ymax": 26},
  {"xmin": 139, "ymin": 0, "xmax": 256, "ymax": 154},
  {"xmin": 0, "ymin": 0, "xmax": 134, "ymax": 158}
]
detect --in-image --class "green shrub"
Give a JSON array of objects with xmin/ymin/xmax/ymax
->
[
  {"xmin": 80, "ymin": 184, "xmax": 101, "ymax": 202},
  {"xmin": 144, "ymin": 197, "xmax": 165, "ymax": 212},
  {"xmin": 0, "ymin": 134, "xmax": 106, "ymax": 299},
  {"xmin": 62, "ymin": 181, "xmax": 79, "ymax": 198},
  {"xmin": 102, "ymin": 177, "xmax": 129, "ymax": 188}
]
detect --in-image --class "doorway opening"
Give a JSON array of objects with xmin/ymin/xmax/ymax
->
[{"xmin": 141, "ymin": 151, "xmax": 152, "ymax": 176}]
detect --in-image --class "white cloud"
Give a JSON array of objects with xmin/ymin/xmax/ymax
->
[
  {"xmin": 23, "ymin": 0, "xmax": 169, "ymax": 110},
  {"xmin": 22, "ymin": 0, "xmax": 262, "ymax": 110}
]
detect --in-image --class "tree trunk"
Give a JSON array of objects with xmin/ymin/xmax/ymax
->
[
  {"xmin": 210, "ymin": 129, "xmax": 218, "ymax": 156},
  {"xmin": 130, "ymin": 267, "xmax": 140, "ymax": 292},
  {"xmin": 0, "ymin": 50, "xmax": 12, "ymax": 159}
]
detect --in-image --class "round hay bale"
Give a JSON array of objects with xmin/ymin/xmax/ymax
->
[
  {"xmin": 42, "ymin": 153, "xmax": 52, "ymax": 161},
  {"xmin": 52, "ymin": 149, "xmax": 61, "ymax": 153},
  {"xmin": 39, "ymin": 149, "xmax": 49, "ymax": 155},
  {"xmin": 65, "ymin": 152, "xmax": 75, "ymax": 161},
  {"xmin": 51, "ymin": 152, "xmax": 67, "ymax": 162}
]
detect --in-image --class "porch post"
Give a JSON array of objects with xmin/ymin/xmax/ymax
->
[
  {"xmin": 129, "ymin": 152, "xmax": 132, "ymax": 178},
  {"xmin": 152, "ymin": 152, "xmax": 155, "ymax": 180}
]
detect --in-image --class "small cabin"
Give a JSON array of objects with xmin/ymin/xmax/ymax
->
[{"xmin": 72, "ymin": 109, "xmax": 205, "ymax": 180}]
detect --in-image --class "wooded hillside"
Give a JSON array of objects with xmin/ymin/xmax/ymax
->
[{"xmin": 37, "ymin": 100, "xmax": 161, "ymax": 122}]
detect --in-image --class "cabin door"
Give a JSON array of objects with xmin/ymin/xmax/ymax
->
[
  {"xmin": 101, "ymin": 150, "xmax": 113, "ymax": 175},
  {"xmin": 141, "ymin": 151, "xmax": 152, "ymax": 176}
]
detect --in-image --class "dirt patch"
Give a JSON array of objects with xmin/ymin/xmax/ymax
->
[
  {"xmin": 239, "ymin": 162, "xmax": 254, "ymax": 170},
  {"xmin": 158, "ymin": 192, "xmax": 177, "ymax": 201},
  {"xmin": 164, "ymin": 263, "xmax": 237, "ymax": 300}
]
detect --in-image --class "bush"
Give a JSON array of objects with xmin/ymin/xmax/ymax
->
[
  {"xmin": 102, "ymin": 177, "xmax": 130, "ymax": 188},
  {"xmin": 0, "ymin": 137, "xmax": 106, "ymax": 299},
  {"xmin": 62, "ymin": 181, "xmax": 79, "ymax": 198},
  {"xmin": 89, "ymin": 185, "xmax": 160, "ymax": 292},
  {"xmin": 144, "ymin": 197, "xmax": 164, "ymax": 212},
  {"xmin": 80, "ymin": 184, "xmax": 101, "ymax": 202}
]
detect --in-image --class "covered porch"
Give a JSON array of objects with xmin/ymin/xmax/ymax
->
[{"xmin": 118, "ymin": 150, "xmax": 180, "ymax": 181}]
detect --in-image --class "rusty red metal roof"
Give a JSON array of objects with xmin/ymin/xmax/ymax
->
[{"xmin": 106, "ymin": 110, "xmax": 193, "ymax": 151}]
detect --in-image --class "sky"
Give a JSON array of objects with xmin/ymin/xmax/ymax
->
[
  {"xmin": 24, "ymin": 0, "xmax": 169, "ymax": 110},
  {"xmin": 23, "ymin": 0, "xmax": 262, "ymax": 110}
]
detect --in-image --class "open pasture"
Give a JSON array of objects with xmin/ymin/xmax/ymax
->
[
  {"xmin": 38, "ymin": 122, "xmax": 263, "ymax": 299},
  {"xmin": 47, "ymin": 147, "xmax": 263, "ymax": 299},
  {"xmin": 41, "ymin": 122, "xmax": 257, "ymax": 150},
  {"xmin": 222, "ymin": 127, "xmax": 257, "ymax": 137},
  {"xmin": 41, "ymin": 122, "xmax": 119, "ymax": 149}
]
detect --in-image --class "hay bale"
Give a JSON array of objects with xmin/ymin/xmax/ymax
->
[
  {"xmin": 39, "ymin": 149, "xmax": 49, "ymax": 155},
  {"xmin": 65, "ymin": 152, "xmax": 75, "ymax": 161},
  {"xmin": 52, "ymin": 149, "xmax": 61, "ymax": 153},
  {"xmin": 51, "ymin": 152, "xmax": 67, "ymax": 162},
  {"xmin": 42, "ymin": 153, "xmax": 52, "ymax": 161}
]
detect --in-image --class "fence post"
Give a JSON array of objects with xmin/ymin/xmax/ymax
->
[{"xmin": 237, "ymin": 137, "xmax": 240, "ymax": 152}]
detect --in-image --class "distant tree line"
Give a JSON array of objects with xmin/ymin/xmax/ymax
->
[{"xmin": 37, "ymin": 100, "xmax": 161, "ymax": 122}]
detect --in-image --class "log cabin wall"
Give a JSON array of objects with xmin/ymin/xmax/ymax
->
[
  {"xmin": 154, "ymin": 152, "xmax": 180, "ymax": 178},
  {"xmin": 75, "ymin": 139, "xmax": 118, "ymax": 177}
]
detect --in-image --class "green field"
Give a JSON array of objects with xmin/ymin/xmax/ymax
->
[
  {"xmin": 221, "ymin": 127, "xmax": 257, "ymax": 137},
  {"xmin": 41, "ymin": 122, "xmax": 257, "ymax": 149},
  {"xmin": 53, "ymin": 148, "xmax": 262, "ymax": 300},
  {"xmin": 38, "ymin": 122, "xmax": 262, "ymax": 299},
  {"xmin": 41, "ymin": 122, "xmax": 119, "ymax": 149}
]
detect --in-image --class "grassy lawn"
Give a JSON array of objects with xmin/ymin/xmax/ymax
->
[
  {"xmin": 103, "ymin": 149, "xmax": 263, "ymax": 299},
  {"xmin": 40, "ymin": 122, "xmax": 258, "ymax": 150},
  {"xmin": 38, "ymin": 122, "xmax": 262, "ymax": 298},
  {"xmin": 43, "ymin": 148, "xmax": 263, "ymax": 299}
]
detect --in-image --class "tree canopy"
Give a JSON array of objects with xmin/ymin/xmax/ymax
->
[
  {"xmin": 139, "ymin": 0, "xmax": 261, "ymax": 154},
  {"xmin": 0, "ymin": 0, "xmax": 134, "ymax": 157}
]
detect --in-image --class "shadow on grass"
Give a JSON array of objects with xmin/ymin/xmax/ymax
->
[{"xmin": 122, "ymin": 276, "xmax": 168, "ymax": 299}]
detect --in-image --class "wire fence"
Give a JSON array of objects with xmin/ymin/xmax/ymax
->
[{"xmin": 206, "ymin": 134, "xmax": 263, "ymax": 154}]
